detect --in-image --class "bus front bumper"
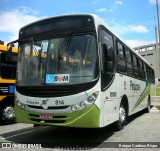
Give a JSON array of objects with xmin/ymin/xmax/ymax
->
[{"xmin": 15, "ymin": 104, "xmax": 100, "ymax": 128}]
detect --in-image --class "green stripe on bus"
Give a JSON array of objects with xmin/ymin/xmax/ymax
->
[
  {"xmin": 15, "ymin": 104, "xmax": 100, "ymax": 128},
  {"xmin": 131, "ymin": 84, "xmax": 151, "ymax": 112}
]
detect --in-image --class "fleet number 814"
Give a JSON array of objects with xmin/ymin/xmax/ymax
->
[{"xmin": 55, "ymin": 100, "xmax": 64, "ymax": 105}]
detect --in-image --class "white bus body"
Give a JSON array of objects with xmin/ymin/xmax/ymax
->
[{"xmin": 11, "ymin": 14, "xmax": 154, "ymax": 130}]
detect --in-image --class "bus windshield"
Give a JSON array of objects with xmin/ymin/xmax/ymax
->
[{"xmin": 17, "ymin": 34, "xmax": 98, "ymax": 86}]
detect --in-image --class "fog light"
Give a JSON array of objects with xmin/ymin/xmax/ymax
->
[
  {"xmin": 71, "ymin": 105, "xmax": 78, "ymax": 111},
  {"xmin": 80, "ymin": 101, "xmax": 87, "ymax": 109}
]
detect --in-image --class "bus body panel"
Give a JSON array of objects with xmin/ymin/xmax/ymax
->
[
  {"xmin": 101, "ymin": 73, "xmax": 150, "ymax": 127},
  {"xmin": 0, "ymin": 45, "xmax": 18, "ymax": 53},
  {"xmin": 15, "ymin": 81, "xmax": 102, "ymax": 128},
  {"xmin": 15, "ymin": 104, "xmax": 100, "ymax": 128},
  {"xmin": 12, "ymin": 14, "xmax": 155, "ymax": 128}
]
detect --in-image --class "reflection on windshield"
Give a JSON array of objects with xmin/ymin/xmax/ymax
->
[{"xmin": 17, "ymin": 34, "xmax": 98, "ymax": 86}]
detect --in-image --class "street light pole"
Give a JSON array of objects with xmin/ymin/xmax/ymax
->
[{"xmin": 156, "ymin": 0, "xmax": 160, "ymax": 78}]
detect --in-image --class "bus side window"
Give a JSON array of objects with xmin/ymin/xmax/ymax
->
[
  {"xmin": 99, "ymin": 28, "xmax": 115, "ymax": 90},
  {"xmin": 132, "ymin": 54, "xmax": 139, "ymax": 79},
  {"xmin": 0, "ymin": 53, "xmax": 17, "ymax": 79},
  {"xmin": 116, "ymin": 41, "xmax": 126, "ymax": 74},
  {"xmin": 141, "ymin": 62, "xmax": 146, "ymax": 81},
  {"xmin": 152, "ymin": 69, "xmax": 155, "ymax": 83},
  {"xmin": 146, "ymin": 65, "xmax": 150, "ymax": 82},
  {"xmin": 143, "ymin": 63, "xmax": 147, "ymax": 80},
  {"xmin": 126, "ymin": 49, "xmax": 134, "ymax": 77}
]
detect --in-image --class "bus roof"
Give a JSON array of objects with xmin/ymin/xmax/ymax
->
[
  {"xmin": 0, "ymin": 44, "xmax": 18, "ymax": 53},
  {"xmin": 19, "ymin": 13, "xmax": 154, "ymax": 69}
]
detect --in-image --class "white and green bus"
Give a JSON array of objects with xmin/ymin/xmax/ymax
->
[{"xmin": 10, "ymin": 14, "xmax": 155, "ymax": 130}]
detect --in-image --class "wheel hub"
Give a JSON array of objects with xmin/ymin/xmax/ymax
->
[
  {"xmin": 119, "ymin": 107, "xmax": 126, "ymax": 123},
  {"xmin": 3, "ymin": 106, "xmax": 15, "ymax": 120}
]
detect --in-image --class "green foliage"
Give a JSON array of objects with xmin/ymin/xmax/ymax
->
[{"xmin": 156, "ymin": 86, "xmax": 160, "ymax": 96}]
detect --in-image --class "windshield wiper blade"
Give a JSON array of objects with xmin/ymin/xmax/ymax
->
[
  {"xmin": 57, "ymin": 31, "xmax": 72, "ymax": 72},
  {"xmin": 30, "ymin": 37, "xmax": 39, "ymax": 57},
  {"xmin": 58, "ymin": 31, "xmax": 72, "ymax": 58}
]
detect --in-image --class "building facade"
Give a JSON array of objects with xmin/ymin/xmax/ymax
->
[
  {"xmin": 134, "ymin": 43, "xmax": 159, "ymax": 79},
  {"xmin": 0, "ymin": 40, "xmax": 4, "ymax": 45}
]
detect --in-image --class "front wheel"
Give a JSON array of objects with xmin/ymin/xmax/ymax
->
[
  {"xmin": 113, "ymin": 104, "xmax": 127, "ymax": 131},
  {"xmin": 0, "ymin": 105, "xmax": 15, "ymax": 124}
]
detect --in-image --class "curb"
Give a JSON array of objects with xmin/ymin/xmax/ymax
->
[
  {"xmin": 151, "ymin": 96, "xmax": 160, "ymax": 102},
  {"xmin": 150, "ymin": 110, "xmax": 160, "ymax": 113}
]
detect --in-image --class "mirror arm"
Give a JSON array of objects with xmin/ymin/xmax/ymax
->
[{"xmin": 7, "ymin": 39, "xmax": 19, "ymax": 47}]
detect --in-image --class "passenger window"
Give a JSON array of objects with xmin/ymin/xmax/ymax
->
[
  {"xmin": 126, "ymin": 49, "xmax": 134, "ymax": 77},
  {"xmin": 126, "ymin": 49, "xmax": 132, "ymax": 63},
  {"xmin": 116, "ymin": 41, "xmax": 126, "ymax": 74},
  {"xmin": 136, "ymin": 57, "xmax": 140, "ymax": 68},
  {"xmin": 99, "ymin": 28, "xmax": 115, "ymax": 90},
  {"xmin": 133, "ymin": 55, "xmax": 137, "ymax": 66},
  {"xmin": 117, "ymin": 42, "xmax": 124, "ymax": 58},
  {"xmin": 99, "ymin": 30, "xmax": 113, "ymax": 48},
  {"xmin": 0, "ymin": 53, "xmax": 17, "ymax": 79}
]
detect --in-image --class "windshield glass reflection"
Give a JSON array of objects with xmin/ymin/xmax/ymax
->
[{"xmin": 17, "ymin": 34, "xmax": 98, "ymax": 86}]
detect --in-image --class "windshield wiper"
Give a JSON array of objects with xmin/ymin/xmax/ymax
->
[
  {"xmin": 30, "ymin": 37, "xmax": 39, "ymax": 57},
  {"xmin": 30, "ymin": 37, "xmax": 43, "ymax": 72},
  {"xmin": 57, "ymin": 31, "xmax": 72, "ymax": 72}
]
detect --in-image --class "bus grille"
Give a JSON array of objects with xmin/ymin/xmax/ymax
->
[
  {"xmin": 16, "ymin": 81, "xmax": 97, "ymax": 97},
  {"xmin": 27, "ymin": 105, "xmax": 69, "ymax": 110},
  {"xmin": 17, "ymin": 88, "xmax": 77, "ymax": 97}
]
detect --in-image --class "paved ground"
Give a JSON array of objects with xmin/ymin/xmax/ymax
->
[
  {"xmin": 151, "ymin": 97, "xmax": 160, "ymax": 113},
  {"xmin": 0, "ymin": 98, "xmax": 160, "ymax": 151},
  {"xmin": 0, "ymin": 111, "xmax": 160, "ymax": 151}
]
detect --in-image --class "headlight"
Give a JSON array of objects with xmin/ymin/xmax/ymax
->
[
  {"xmin": 71, "ymin": 104, "xmax": 79, "ymax": 111},
  {"xmin": 15, "ymin": 97, "xmax": 26, "ymax": 110},
  {"xmin": 80, "ymin": 101, "xmax": 87, "ymax": 109},
  {"xmin": 71, "ymin": 91, "xmax": 99, "ymax": 112}
]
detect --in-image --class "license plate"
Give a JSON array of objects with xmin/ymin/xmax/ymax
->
[{"xmin": 39, "ymin": 114, "xmax": 53, "ymax": 120}]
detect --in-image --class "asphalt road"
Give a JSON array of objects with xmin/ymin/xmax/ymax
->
[{"xmin": 0, "ymin": 111, "xmax": 160, "ymax": 151}]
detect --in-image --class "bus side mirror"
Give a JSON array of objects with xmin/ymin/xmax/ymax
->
[
  {"xmin": 6, "ymin": 43, "xmax": 15, "ymax": 62},
  {"xmin": 7, "ymin": 43, "xmax": 15, "ymax": 62}
]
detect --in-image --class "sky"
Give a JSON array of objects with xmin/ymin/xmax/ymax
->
[{"xmin": 0, "ymin": 0, "xmax": 159, "ymax": 48}]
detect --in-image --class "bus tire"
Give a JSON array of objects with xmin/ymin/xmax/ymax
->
[
  {"xmin": 0, "ymin": 104, "xmax": 15, "ymax": 124},
  {"xmin": 113, "ymin": 103, "xmax": 127, "ymax": 131},
  {"xmin": 146, "ymin": 95, "xmax": 151, "ymax": 113}
]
